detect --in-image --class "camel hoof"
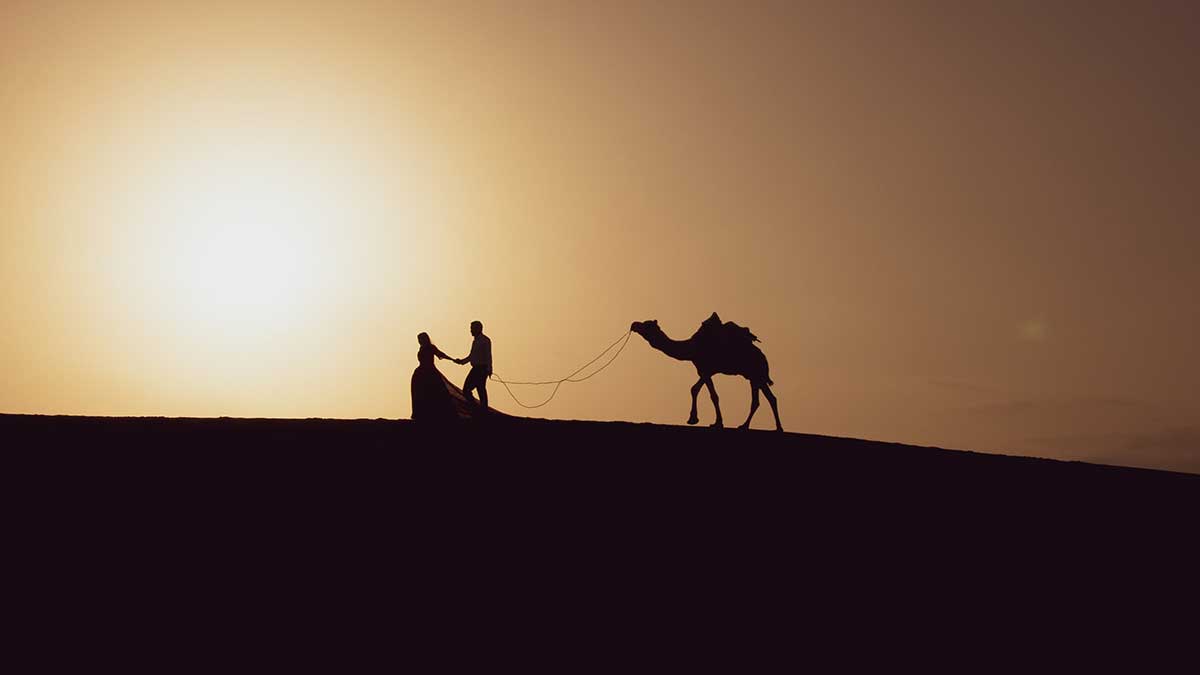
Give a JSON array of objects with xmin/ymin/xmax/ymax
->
[
  {"xmin": 738, "ymin": 423, "xmax": 750, "ymax": 430},
  {"xmin": 710, "ymin": 421, "xmax": 724, "ymax": 429},
  {"xmin": 775, "ymin": 426, "xmax": 784, "ymax": 432},
  {"xmin": 687, "ymin": 416, "xmax": 699, "ymax": 425}
]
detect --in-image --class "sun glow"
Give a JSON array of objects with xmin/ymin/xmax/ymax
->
[
  {"xmin": 78, "ymin": 53, "xmax": 430, "ymax": 365},
  {"xmin": 140, "ymin": 139, "xmax": 351, "ymax": 340},
  {"xmin": 31, "ymin": 38, "xmax": 465, "ymax": 413}
]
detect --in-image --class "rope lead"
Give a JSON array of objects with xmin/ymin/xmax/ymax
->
[{"xmin": 490, "ymin": 329, "xmax": 633, "ymax": 409}]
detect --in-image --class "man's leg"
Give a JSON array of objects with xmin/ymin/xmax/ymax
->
[
  {"xmin": 462, "ymin": 372, "xmax": 478, "ymax": 407},
  {"xmin": 464, "ymin": 368, "xmax": 487, "ymax": 410}
]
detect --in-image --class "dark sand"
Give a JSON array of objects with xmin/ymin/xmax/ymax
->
[
  {"xmin": 4, "ymin": 413, "xmax": 1195, "ymax": 650},
  {"xmin": 6, "ymin": 412, "xmax": 1192, "ymax": 526}
]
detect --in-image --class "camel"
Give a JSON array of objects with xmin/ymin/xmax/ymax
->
[{"xmin": 631, "ymin": 313, "xmax": 782, "ymax": 431}]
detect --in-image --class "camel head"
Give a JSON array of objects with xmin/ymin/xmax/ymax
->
[{"xmin": 630, "ymin": 319, "xmax": 662, "ymax": 340}]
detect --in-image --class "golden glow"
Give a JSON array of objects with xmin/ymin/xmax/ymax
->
[
  {"xmin": 134, "ymin": 125, "xmax": 356, "ymax": 344},
  {"xmin": 61, "ymin": 55, "xmax": 442, "ymax": 398}
]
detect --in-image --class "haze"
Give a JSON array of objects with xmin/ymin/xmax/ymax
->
[{"xmin": 2, "ymin": 1, "xmax": 1197, "ymax": 472}]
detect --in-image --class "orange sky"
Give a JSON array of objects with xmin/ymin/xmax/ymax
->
[{"xmin": 2, "ymin": 1, "xmax": 1197, "ymax": 472}]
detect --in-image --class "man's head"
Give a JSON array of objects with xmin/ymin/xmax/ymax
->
[
  {"xmin": 417, "ymin": 332, "xmax": 431, "ymax": 346},
  {"xmin": 470, "ymin": 320, "xmax": 483, "ymax": 336}
]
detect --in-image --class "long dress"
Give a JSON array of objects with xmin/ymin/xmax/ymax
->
[{"xmin": 410, "ymin": 344, "xmax": 459, "ymax": 423}]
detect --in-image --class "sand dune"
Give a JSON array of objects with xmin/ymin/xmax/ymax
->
[{"xmin": 5, "ymin": 413, "xmax": 1194, "ymax": 618}]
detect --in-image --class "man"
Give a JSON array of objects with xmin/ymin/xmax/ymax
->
[{"xmin": 455, "ymin": 320, "xmax": 492, "ymax": 412}]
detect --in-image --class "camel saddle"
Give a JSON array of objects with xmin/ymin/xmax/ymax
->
[{"xmin": 694, "ymin": 312, "xmax": 760, "ymax": 347}]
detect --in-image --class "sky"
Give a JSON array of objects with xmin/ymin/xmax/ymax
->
[{"xmin": 2, "ymin": 1, "xmax": 1197, "ymax": 472}]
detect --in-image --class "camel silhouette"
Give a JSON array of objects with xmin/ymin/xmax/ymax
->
[{"xmin": 631, "ymin": 313, "xmax": 783, "ymax": 431}]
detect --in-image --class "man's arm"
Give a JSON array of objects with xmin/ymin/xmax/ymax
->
[{"xmin": 459, "ymin": 337, "xmax": 482, "ymax": 366}]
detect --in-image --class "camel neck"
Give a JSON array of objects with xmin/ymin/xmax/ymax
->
[{"xmin": 647, "ymin": 332, "xmax": 695, "ymax": 362}]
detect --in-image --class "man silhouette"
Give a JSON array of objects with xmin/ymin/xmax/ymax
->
[{"xmin": 454, "ymin": 320, "xmax": 492, "ymax": 412}]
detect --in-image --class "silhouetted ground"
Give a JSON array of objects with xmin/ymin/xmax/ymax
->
[
  {"xmin": 5, "ymin": 412, "xmax": 1195, "ymax": 641},
  {"xmin": 6, "ymin": 412, "xmax": 1193, "ymax": 527}
]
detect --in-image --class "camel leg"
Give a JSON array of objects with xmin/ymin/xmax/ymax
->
[
  {"xmin": 739, "ymin": 383, "xmax": 760, "ymax": 430},
  {"xmin": 761, "ymin": 383, "xmax": 782, "ymax": 431},
  {"xmin": 704, "ymin": 378, "xmax": 723, "ymax": 428},
  {"xmin": 687, "ymin": 378, "xmax": 704, "ymax": 425}
]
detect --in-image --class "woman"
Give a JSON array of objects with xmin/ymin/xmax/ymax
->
[{"xmin": 410, "ymin": 332, "xmax": 459, "ymax": 423}]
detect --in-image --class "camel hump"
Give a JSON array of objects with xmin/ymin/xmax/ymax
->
[{"xmin": 696, "ymin": 313, "xmax": 760, "ymax": 345}]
